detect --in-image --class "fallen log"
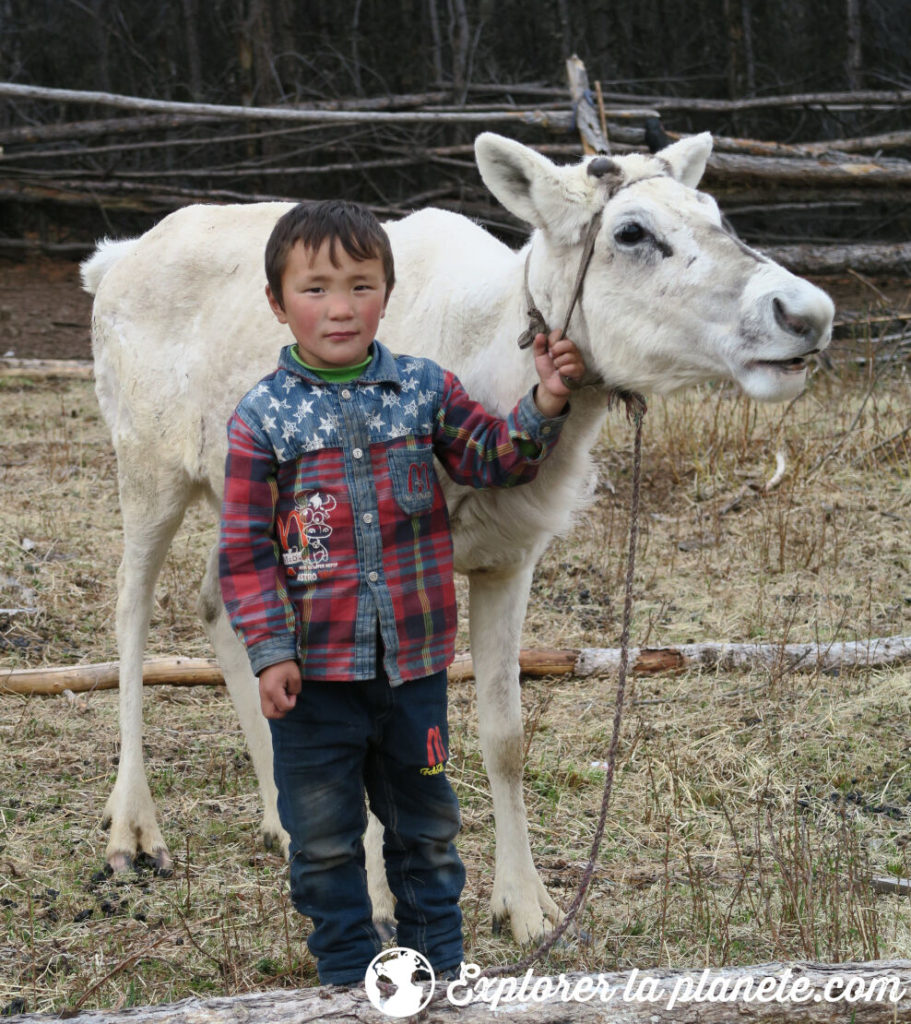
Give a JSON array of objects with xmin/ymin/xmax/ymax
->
[
  {"xmin": 575, "ymin": 636, "xmax": 911, "ymax": 678},
  {"xmin": 801, "ymin": 128, "xmax": 911, "ymax": 155},
  {"xmin": 760, "ymin": 242, "xmax": 911, "ymax": 275},
  {"xmin": 871, "ymin": 876, "xmax": 911, "ymax": 897},
  {"xmin": 706, "ymin": 151, "xmax": 911, "ymax": 187},
  {"xmin": 0, "ymin": 657, "xmax": 224, "ymax": 695},
  {"xmin": 0, "ymin": 81, "xmax": 655, "ymax": 129},
  {"xmin": 4, "ymin": 637, "xmax": 909, "ymax": 695},
  {"xmin": 0, "ymin": 112, "xmax": 225, "ymax": 145},
  {"xmin": 10, "ymin": 959, "xmax": 911, "ymax": 1022}
]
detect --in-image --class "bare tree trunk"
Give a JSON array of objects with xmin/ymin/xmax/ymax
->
[
  {"xmin": 741, "ymin": 0, "xmax": 756, "ymax": 97},
  {"xmin": 427, "ymin": 0, "xmax": 444, "ymax": 85},
  {"xmin": 845, "ymin": 0, "xmax": 863, "ymax": 90},
  {"xmin": 90, "ymin": 0, "xmax": 112, "ymax": 95},
  {"xmin": 449, "ymin": 0, "xmax": 471, "ymax": 100},
  {"xmin": 181, "ymin": 0, "xmax": 204, "ymax": 100},
  {"xmin": 556, "ymin": 0, "xmax": 573, "ymax": 59},
  {"xmin": 351, "ymin": 0, "xmax": 363, "ymax": 94},
  {"xmin": 722, "ymin": 0, "xmax": 743, "ymax": 101}
]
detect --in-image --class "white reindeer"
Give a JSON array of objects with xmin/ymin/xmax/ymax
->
[{"xmin": 81, "ymin": 132, "xmax": 833, "ymax": 943}]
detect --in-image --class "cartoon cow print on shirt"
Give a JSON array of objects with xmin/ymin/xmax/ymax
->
[{"xmin": 277, "ymin": 492, "xmax": 337, "ymax": 582}]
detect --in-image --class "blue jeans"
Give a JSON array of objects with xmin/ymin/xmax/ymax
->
[{"xmin": 269, "ymin": 667, "xmax": 465, "ymax": 985}]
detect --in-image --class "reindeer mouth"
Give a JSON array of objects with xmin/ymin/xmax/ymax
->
[{"xmin": 753, "ymin": 351, "xmax": 818, "ymax": 374}]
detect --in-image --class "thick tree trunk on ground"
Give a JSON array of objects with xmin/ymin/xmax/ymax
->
[{"xmin": 11, "ymin": 960, "xmax": 911, "ymax": 1022}]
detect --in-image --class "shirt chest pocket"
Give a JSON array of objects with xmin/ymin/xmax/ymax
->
[{"xmin": 387, "ymin": 446, "xmax": 437, "ymax": 516}]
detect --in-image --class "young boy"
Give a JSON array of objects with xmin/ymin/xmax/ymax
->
[{"xmin": 218, "ymin": 199, "xmax": 585, "ymax": 986}]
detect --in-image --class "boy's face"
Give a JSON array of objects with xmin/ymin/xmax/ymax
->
[{"xmin": 266, "ymin": 239, "xmax": 389, "ymax": 369}]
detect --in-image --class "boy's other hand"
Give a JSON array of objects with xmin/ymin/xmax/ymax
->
[
  {"xmin": 532, "ymin": 329, "xmax": 587, "ymax": 417},
  {"xmin": 259, "ymin": 660, "xmax": 302, "ymax": 719}
]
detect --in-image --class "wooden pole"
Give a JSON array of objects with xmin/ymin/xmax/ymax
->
[{"xmin": 565, "ymin": 56, "xmax": 610, "ymax": 155}]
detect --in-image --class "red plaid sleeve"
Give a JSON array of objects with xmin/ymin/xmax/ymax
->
[
  {"xmin": 433, "ymin": 370, "xmax": 565, "ymax": 487},
  {"xmin": 218, "ymin": 410, "xmax": 299, "ymax": 674}
]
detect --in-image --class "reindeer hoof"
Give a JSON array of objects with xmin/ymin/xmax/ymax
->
[
  {"xmin": 138, "ymin": 849, "xmax": 174, "ymax": 877},
  {"xmin": 491, "ymin": 914, "xmax": 505, "ymax": 937},
  {"xmin": 374, "ymin": 919, "xmax": 396, "ymax": 944},
  {"xmin": 262, "ymin": 830, "xmax": 282, "ymax": 852},
  {"xmin": 107, "ymin": 851, "xmax": 134, "ymax": 874}
]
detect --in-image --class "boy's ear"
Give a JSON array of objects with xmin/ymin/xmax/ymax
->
[
  {"xmin": 381, "ymin": 280, "xmax": 393, "ymax": 316},
  {"xmin": 265, "ymin": 283, "xmax": 287, "ymax": 323}
]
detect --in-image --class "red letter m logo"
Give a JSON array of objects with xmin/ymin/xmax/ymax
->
[
  {"xmin": 408, "ymin": 462, "xmax": 431, "ymax": 494},
  {"xmin": 426, "ymin": 726, "xmax": 447, "ymax": 766}
]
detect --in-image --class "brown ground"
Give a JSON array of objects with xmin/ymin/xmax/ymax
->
[{"xmin": 0, "ymin": 256, "xmax": 94, "ymax": 361}]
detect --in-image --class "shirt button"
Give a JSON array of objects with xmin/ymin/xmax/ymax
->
[
  {"xmin": 368, "ymin": 571, "xmax": 379, "ymax": 582},
  {"xmin": 352, "ymin": 447, "xmax": 363, "ymax": 459},
  {"xmin": 341, "ymin": 389, "xmax": 352, "ymax": 400},
  {"xmin": 363, "ymin": 512, "xmax": 374, "ymax": 524}
]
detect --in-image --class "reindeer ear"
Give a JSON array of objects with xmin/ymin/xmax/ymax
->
[
  {"xmin": 474, "ymin": 132, "xmax": 592, "ymax": 237},
  {"xmin": 657, "ymin": 132, "xmax": 713, "ymax": 188},
  {"xmin": 474, "ymin": 133, "xmax": 559, "ymax": 228}
]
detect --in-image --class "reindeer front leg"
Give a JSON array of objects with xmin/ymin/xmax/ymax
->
[{"xmin": 468, "ymin": 565, "xmax": 562, "ymax": 943}]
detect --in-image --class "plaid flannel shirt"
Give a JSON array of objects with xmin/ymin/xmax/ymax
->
[{"xmin": 218, "ymin": 342, "xmax": 567, "ymax": 685}]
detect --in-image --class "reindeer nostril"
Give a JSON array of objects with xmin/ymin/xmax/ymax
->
[{"xmin": 773, "ymin": 297, "xmax": 812, "ymax": 338}]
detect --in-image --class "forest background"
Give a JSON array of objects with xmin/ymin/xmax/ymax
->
[{"xmin": 1, "ymin": 0, "xmax": 911, "ymax": 254}]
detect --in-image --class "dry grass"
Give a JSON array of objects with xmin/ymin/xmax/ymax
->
[{"xmin": 1, "ymin": 328, "xmax": 910, "ymax": 1014}]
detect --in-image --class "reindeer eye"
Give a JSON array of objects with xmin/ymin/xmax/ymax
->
[{"xmin": 615, "ymin": 223, "xmax": 647, "ymax": 245}]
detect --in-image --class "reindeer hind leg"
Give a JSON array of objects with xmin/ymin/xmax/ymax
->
[{"xmin": 103, "ymin": 458, "xmax": 193, "ymax": 874}]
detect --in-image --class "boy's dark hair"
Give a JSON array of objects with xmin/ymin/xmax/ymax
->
[{"xmin": 265, "ymin": 200, "xmax": 395, "ymax": 307}]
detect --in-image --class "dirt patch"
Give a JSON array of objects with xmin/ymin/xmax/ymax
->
[{"xmin": 0, "ymin": 256, "xmax": 93, "ymax": 362}]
